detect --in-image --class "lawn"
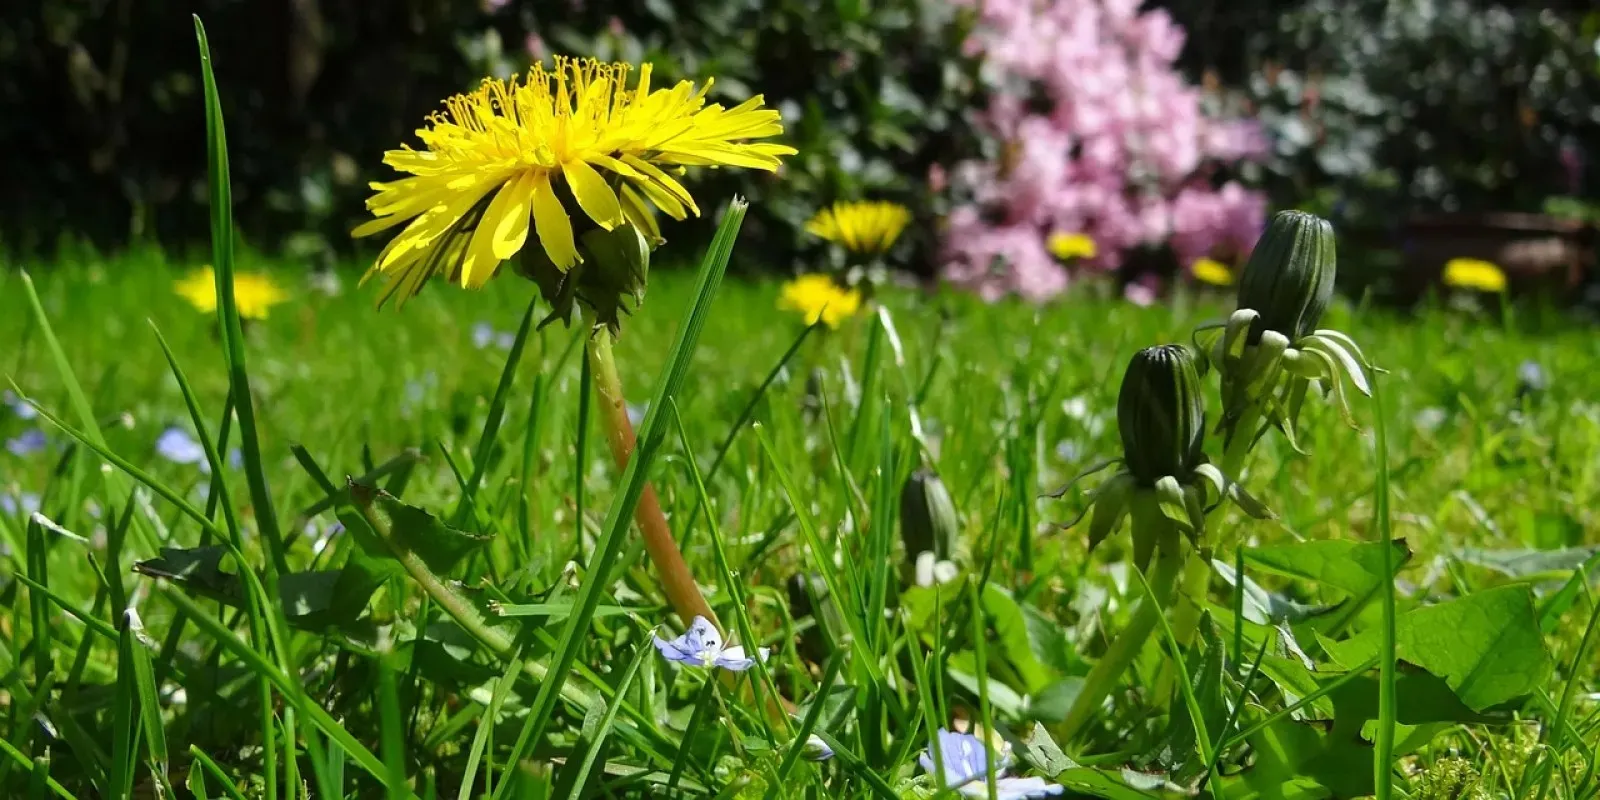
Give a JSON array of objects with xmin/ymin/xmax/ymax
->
[
  {"xmin": 0, "ymin": 23, "xmax": 1597, "ymax": 800},
  {"xmin": 2, "ymin": 237, "xmax": 1598, "ymax": 798}
]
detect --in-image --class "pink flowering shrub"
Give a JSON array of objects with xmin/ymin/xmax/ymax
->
[{"xmin": 941, "ymin": 0, "xmax": 1269, "ymax": 301}]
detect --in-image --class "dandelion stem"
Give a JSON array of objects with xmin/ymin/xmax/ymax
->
[
  {"xmin": 1158, "ymin": 405, "xmax": 1266, "ymax": 697},
  {"xmin": 586, "ymin": 324, "xmax": 718, "ymax": 628},
  {"xmin": 1060, "ymin": 512, "xmax": 1186, "ymax": 745}
]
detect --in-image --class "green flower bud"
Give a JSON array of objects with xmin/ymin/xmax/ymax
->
[
  {"xmin": 900, "ymin": 468, "xmax": 959, "ymax": 562},
  {"xmin": 513, "ymin": 222, "xmax": 653, "ymax": 333},
  {"xmin": 1117, "ymin": 345, "xmax": 1206, "ymax": 485},
  {"xmin": 1236, "ymin": 210, "xmax": 1336, "ymax": 341}
]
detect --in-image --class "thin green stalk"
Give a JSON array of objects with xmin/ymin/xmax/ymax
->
[
  {"xmin": 1158, "ymin": 405, "xmax": 1268, "ymax": 698},
  {"xmin": 1131, "ymin": 565, "xmax": 1222, "ymax": 800},
  {"xmin": 1372, "ymin": 374, "xmax": 1396, "ymax": 800},
  {"xmin": 1222, "ymin": 654, "xmax": 1382, "ymax": 748},
  {"xmin": 494, "ymin": 201, "xmax": 748, "ymax": 800},
  {"xmin": 1059, "ymin": 504, "xmax": 1186, "ymax": 744},
  {"xmin": 586, "ymin": 323, "xmax": 716, "ymax": 627},
  {"xmin": 1528, "ymin": 587, "xmax": 1599, "ymax": 799},
  {"xmin": 970, "ymin": 579, "xmax": 998, "ymax": 799}
]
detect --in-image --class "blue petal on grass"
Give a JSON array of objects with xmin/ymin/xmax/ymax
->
[
  {"xmin": 1, "ymin": 492, "xmax": 41, "ymax": 516},
  {"xmin": 6, "ymin": 429, "xmax": 47, "ymax": 457},
  {"xmin": 472, "ymin": 322, "xmax": 516, "ymax": 351},
  {"xmin": 156, "ymin": 427, "xmax": 208, "ymax": 466},
  {"xmin": 3, "ymin": 390, "xmax": 38, "ymax": 421},
  {"xmin": 919, "ymin": 728, "xmax": 1063, "ymax": 799},
  {"xmin": 802, "ymin": 734, "xmax": 834, "ymax": 762},
  {"xmin": 652, "ymin": 615, "xmax": 769, "ymax": 671}
]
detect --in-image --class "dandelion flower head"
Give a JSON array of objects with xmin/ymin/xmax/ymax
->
[
  {"xmin": 173, "ymin": 267, "xmax": 288, "ymax": 320},
  {"xmin": 354, "ymin": 57, "xmax": 796, "ymax": 305},
  {"xmin": 778, "ymin": 274, "xmax": 861, "ymax": 329},
  {"xmin": 1047, "ymin": 232, "xmax": 1097, "ymax": 261},
  {"xmin": 1190, "ymin": 257, "xmax": 1234, "ymax": 286},
  {"xmin": 1442, "ymin": 258, "xmax": 1507, "ymax": 293},
  {"xmin": 805, "ymin": 200, "xmax": 912, "ymax": 255}
]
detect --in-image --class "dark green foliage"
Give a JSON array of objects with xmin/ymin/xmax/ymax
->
[{"xmin": 1, "ymin": 0, "xmax": 982, "ymax": 272}]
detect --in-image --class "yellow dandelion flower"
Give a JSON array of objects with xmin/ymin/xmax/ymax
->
[
  {"xmin": 1047, "ymin": 232, "xmax": 1097, "ymax": 261},
  {"xmin": 354, "ymin": 57, "xmax": 797, "ymax": 305},
  {"xmin": 805, "ymin": 201, "xmax": 912, "ymax": 255},
  {"xmin": 1190, "ymin": 257, "xmax": 1234, "ymax": 286},
  {"xmin": 174, "ymin": 267, "xmax": 288, "ymax": 320},
  {"xmin": 778, "ymin": 274, "xmax": 861, "ymax": 329},
  {"xmin": 1442, "ymin": 258, "xmax": 1507, "ymax": 293}
]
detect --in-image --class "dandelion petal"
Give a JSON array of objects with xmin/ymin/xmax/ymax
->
[
  {"xmin": 562, "ymin": 159, "xmax": 624, "ymax": 230},
  {"xmin": 530, "ymin": 172, "xmax": 579, "ymax": 269}
]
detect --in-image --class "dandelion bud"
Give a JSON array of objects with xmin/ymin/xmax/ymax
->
[
  {"xmin": 900, "ymin": 468, "xmax": 959, "ymax": 562},
  {"xmin": 1236, "ymin": 210, "xmax": 1336, "ymax": 341},
  {"xmin": 1117, "ymin": 345, "xmax": 1206, "ymax": 484}
]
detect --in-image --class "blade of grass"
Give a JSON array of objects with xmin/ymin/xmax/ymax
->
[
  {"xmin": 1131, "ymin": 563, "xmax": 1222, "ymax": 800},
  {"xmin": 12, "ymin": 388, "xmax": 225, "ymax": 541},
  {"xmin": 492, "ymin": 200, "xmax": 749, "ymax": 800},
  {"xmin": 755, "ymin": 423, "xmax": 888, "ymax": 694},
  {"xmin": 666, "ymin": 677, "xmax": 720, "ymax": 794},
  {"xmin": 155, "ymin": 585, "xmax": 398, "ymax": 792},
  {"xmin": 457, "ymin": 652, "xmax": 525, "ymax": 800},
  {"xmin": 666, "ymin": 396, "xmax": 781, "ymax": 740},
  {"xmin": 767, "ymin": 648, "xmax": 848, "ymax": 797},
  {"xmin": 109, "ymin": 615, "xmax": 139, "ymax": 799},
  {"xmin": 122, "ymin": 611, "xmax": 168, "ymax": 789},
  {"xmin": 454, "ymin": 293, "xmax": 540, "ymax": 527},
  {"xmin": 378, "ymin": 663, "xmax": 409, "ymax": 799},
  {"xmin": 969, "ymin": 578, "xmax": 998, "ymax": 800},
  {"xmin": 188, "ymin": 746, "xmax": 249, "ymax": 800},
  {"xmin": 557, "ymin": 634, "xmax": 651, "ymax": 800},
  {"xmin": 1220, "ymin": 653, "xmax": 1382, "ymax": 748},
  {"xmin": 1371, "ymin": 373, "xmax": 1396, "ymax": 800},
  {"xmin": 16, "ymin": 274, "xmax": 158, "ymax": 561},
  {"xmin": 193, "ymin": 17, "xmax": 286, "ymax": 580},
  {"xmin": 0, "ymin": 737, "xmax": 74, "ymax": 800}
]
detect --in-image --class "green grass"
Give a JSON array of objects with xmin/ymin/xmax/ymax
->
[
  {"xmin": 0, "ymin": 30, "xmax": 1595, "ymax": 795},
  {"xmin": 3, "ymin": 245, "xmax": 1598, "ymax": 797}
]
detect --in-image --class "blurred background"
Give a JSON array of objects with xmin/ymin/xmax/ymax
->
[{"xmin": 3, "ymin": 0, "xmax": 1598, "ymax": 303}]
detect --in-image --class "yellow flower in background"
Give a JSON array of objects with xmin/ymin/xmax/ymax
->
[
  {"xmin": 1442, "ymin": 258, "xmax": 1507, "ymax": 293},
  {"xmin": 1190, "ymin": 257, "xmax": 1234, "ymax": 286},
  {"xmin": 354, "ymin": 57, "xmax": 796, "ymax": 305},
  {"xmin": 779, "ymin": 274, "xmax": 861, "ymax": 328},
  {"xmin": 1047, "ymin": 232, "xmax": 1097, "ymax": 261},
  {"xmin": 805, "ymin": 201, "xmax": 912, "ymax": 255},
  {"xmin": 174, "ymin": 267, "xmax": 287, "ymax": 320}
]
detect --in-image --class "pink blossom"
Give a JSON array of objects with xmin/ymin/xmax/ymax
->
[
  {"xmin": 940, "ymin": 0, "xmax": 1268, "ymax": 303},
  {"xmin": 1123, "ymin": 276, "xmax": 1159, "ymax": 307}
]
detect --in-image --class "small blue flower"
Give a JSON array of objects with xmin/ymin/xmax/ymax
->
[
  {"xmin": 472, "ymin": 322, "xmax": 516, "ymax": 351},
  {"xmin": 472, "ymin": 322, "xmax": 496, "ymax": 350},
  {"xmin": 652, "ymin": 615, "xmax": 769, "ymax": 671},
  {"xmin": 156, "ymin": 427, "xmax": 207, "ymax": 466},
  {"xmin": 919, "ymin": 728, "xmax": 1062, "ymax": 799},
  {"xmin": 4, "ymin": 391, "xmax": 38, "ymax": 421},
  {"xmin": 801, "ymin": 734, "xmax": 834, "ymax": 762},
  {"xmin": 0, "ymin": 492, "xmax": 41, "ymax": 516},
  {"xmin": 6, "ymin": 429, "xmax": 47, "ymax": 457},
  {"xmin": 1517, "ymin": 360, "xmax": 1548, "ymax": 395}
]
